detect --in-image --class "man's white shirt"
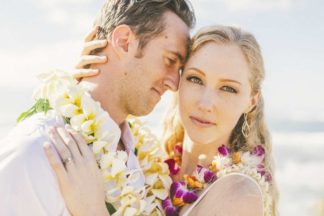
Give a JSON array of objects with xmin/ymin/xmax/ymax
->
[{"xmin": 0, "ymin": 111, "xmax": 144, "ymax": 216}]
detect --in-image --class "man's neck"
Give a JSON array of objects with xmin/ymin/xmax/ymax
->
[{"xmin": 78, "ymin": 78, "xmax": 127, "ymax": 126}]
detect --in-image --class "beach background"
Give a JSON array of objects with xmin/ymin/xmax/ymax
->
[{"xmin": 0, "ymin": 0, "xmax": 323, "ymax": 215}]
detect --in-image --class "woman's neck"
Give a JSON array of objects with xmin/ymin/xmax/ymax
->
[{"xmin": 179, "ymin": 134, "xmax": 229, "ymax": 177}]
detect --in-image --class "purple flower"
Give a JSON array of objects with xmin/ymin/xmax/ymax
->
[
  {"xmin": 203, "ymin": 169, "xmax": 217, "ymax": 183},
  {"xmin": 165, "ymin": 206, "xmax": 179, "ymax": 216},
  {"xmin": 264, "ymin": 172, "xmax": 272, "ymax": 182},
  {"xmin": 182, "ymin": 190, "xmax": 198, "ymax": 203},
  {"xmin": 165, "ymin": 159, "xmax": 180, "ymax": 175},
  {"xmin": 256, "ymin": 164, "xmax": 272, "ymax": 182},
  {"xmin": 170, "ymin": 181, "xmax": 198, "ymax": 205},
  {"xmin": 218, "ymin": 144, "xmax": 230, "ymax": 156},
  {"xmin": 162, "ymin": 197, "xmax": 173, "ymax": 209},
  {"xmin": 252, "ymin": 145, "xmax": 265, "ymax": 157},
  {"xmin": 170, "ymin": 181, "xmax": 184, "ymax": 198},
  {"xmin": 196, "ymin": 165, "xmax": 203, "ymax": 173},
  {"xmin": 162, "ymin": 198, "xmax": 179, "ymax": 216},
  {"xmin": 257, "ymin": 164, "xmax": 266, "ymax": 175},
  {"xmin": 174, "ymin": 144, "xmax": 183, "ymax": 155}
]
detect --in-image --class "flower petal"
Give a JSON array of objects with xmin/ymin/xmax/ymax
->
[
  {"xmin": 252, "ymin": 145, "xmax": 265, "ymax": 157},
  {"xmin": 170, "ymin": 181, "xmax": 183, "ymax": 198},
  {"xmin": 152, "ymin": 188, "xmax": 169, "ymax": 200},
  {"xmin": 164, "ymin": 159, "xmax": 180, "ymax": 175},
  {"xmin": 165, "ymin": 206, "xmax": 179, "ymax": 216},
  {"xmin": 218, "ymin": 144, "xmax": 230, "ymax": 156},
  {"xmin": 182, "ymin": 191, "xmax": 198, "ymax": 203},
  {"xmin": 204, "ymin": 170, "xmax": 217, "ymax": 183}
]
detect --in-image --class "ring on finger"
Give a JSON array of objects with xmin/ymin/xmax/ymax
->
[{"xmin": 63, "ymin": 156, "xmax": 73, "ymax": 166}]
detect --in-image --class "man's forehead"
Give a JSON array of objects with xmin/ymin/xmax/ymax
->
[{"xmin": 164, "ymin": 35, "xmax": 191, "ymax": 62}]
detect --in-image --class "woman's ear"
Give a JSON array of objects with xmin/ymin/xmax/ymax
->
[
  {"xmin": 111, "ymin": 24, "xmax": 136, "ymax": 59},
  {"xmin": 246, "ymin": 92, "xmax": 260, "ymax": 113}
]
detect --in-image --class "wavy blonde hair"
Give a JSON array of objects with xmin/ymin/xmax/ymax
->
[{"xmin": 163, "ymin": 25, "xmax": 279, "ymax": 215}]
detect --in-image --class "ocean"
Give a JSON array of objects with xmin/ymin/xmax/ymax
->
[{"xmin": 0, "ymin": 86, "xmax": 323, "ymax": 216}]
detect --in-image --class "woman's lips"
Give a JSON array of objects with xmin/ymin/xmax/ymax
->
[{"xmin": 189, "ymin": 116, "xmax": 216, "ymax": 128}]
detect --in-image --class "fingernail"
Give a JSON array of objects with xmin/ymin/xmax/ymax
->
[
  {"xmin": 91, "ymin": 69, "xmax": 99, "ymax": 74},
  {"xmin": 43, "ymin": 142, "xmax": 51, "ymax": 150}
]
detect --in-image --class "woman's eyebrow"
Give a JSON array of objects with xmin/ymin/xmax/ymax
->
[
  {"xmin": 219, "ymin": 78, "xmax": 242, "ymax": 85},
  {"xmin": 186, "ymin": 67, "xmax": 205, "ymax": 76}
]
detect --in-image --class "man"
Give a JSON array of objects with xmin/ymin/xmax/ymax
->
[{"xmin": 0, "ymin": 0, "xmax": 195, "ymax": 215}]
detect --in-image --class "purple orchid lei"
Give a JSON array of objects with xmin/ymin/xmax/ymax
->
[{"xmin": 163, "ymin": 144, "xmax": 271, "ymax": 216}]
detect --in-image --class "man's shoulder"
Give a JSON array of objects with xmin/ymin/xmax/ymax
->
[
  {"xmin": 10, "ymin": 111, "xmax": 64, "ymax": 137},
  {"xmin": 0, "ymin": 112, "xmax": 69, "ymax": 215},
  {"xmin": 0, "ymin": 111, "xmax": 64, "ymax": 171}
]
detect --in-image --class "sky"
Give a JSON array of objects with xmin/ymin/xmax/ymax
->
[
  {"xmin": 0, "ymin": 0, "xmax": 324, "ymax": 215},
  {"xmin": 1, "ymin": 0, "xmax": 323, "ymax": 126}
]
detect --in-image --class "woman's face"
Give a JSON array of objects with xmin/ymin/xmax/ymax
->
[{"xmin": 178, "ymin": 42, "xmax": 258, "ymax": 145}]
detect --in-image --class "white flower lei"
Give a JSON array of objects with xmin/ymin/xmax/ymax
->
[{"xmin": 32, "ymin": 70, "xmax": 172, "ymax": 216}]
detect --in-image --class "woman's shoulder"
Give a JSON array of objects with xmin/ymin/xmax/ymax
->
[{"xmin": 182, "ymin": 173, "xmax": 264, "ymax": 216}]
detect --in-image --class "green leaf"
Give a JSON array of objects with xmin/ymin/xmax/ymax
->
[
  {"xmin": 16, "ymin": 98, "xmax": 52, "ymax": 123},
  {"xmin": 63, "ymin": 117, "xmax": 71, "ymax": 124},
  {"xmin": 16, "ymin": 109, "xmax": 35, "ymax": 123},
  {"xmin": 105, "ymin": 202, "xmax": 116, "ymax": 215},
  {"xmin": 128, "ymin": 121, "xmax": 133, "ymax": 128}
]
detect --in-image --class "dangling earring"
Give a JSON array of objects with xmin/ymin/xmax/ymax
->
[{"xmin": 242, "ymin": 113, "xmax": 250, "ymax": 138}]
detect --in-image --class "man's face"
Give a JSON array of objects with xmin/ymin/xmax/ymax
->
[{"xmin": 120, "ymin": 11, "xmax": 190, "ymax": 116}]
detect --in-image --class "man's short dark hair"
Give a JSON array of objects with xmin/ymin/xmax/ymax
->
[{"xmin": 94, "ymin": 0, "xmax": 195, "ymax": 51}]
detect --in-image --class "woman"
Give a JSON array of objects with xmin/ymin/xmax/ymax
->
[{"xmin": 45, "ymin": 25, "xmax": 278, "ymax": 215}]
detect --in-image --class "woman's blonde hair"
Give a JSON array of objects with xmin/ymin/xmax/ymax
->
[{"xmin": 163, "ymin": 25, "xmax": 279, "ymax": 214}]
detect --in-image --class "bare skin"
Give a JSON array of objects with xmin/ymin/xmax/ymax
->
[
  {"xmin": 44, "ymin": 125, "xmax": 108, "ymax": 216},
  {"xmin": 45, "ymin": 29, "xmax": 264, "ymax": 216},
  {"xmin": 44, "ymin": 9, "xmax": 190, "ymax": 215}
]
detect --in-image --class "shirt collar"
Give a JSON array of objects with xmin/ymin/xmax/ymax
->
[{"xmin": 104, "ymin": 114, "xmax": 136, "ymax": 154}]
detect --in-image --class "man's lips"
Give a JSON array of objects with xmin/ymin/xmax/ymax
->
[{"xmin": 189, "ymin": 116, "xmax": 216, "ymax": 128}]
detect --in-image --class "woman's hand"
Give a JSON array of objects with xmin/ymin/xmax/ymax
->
[
  {"xmin": 43, "ymin": 125, "xmax": 109, "ymax": 216},
  {"xmin": 73, "ymin": 26, "xmax": 108, "ymax": 81}
]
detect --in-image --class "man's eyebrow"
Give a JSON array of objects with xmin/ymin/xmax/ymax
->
[{"xmin": 169, "ymin": 51, "xmax": 185, "ymax": 65}]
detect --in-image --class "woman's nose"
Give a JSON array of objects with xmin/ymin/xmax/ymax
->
[{"xmin": 197, "ymin": 89, "xmax": 216, "ymax": 113}]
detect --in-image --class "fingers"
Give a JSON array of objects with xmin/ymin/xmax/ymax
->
[
  {"xmin": 43, "ymin": 142, "xmax": 69, "ymax": 184},
  {"xmin": 84, "ymin": 26, "xmax": 99, "ymax": 42},
  {"xmin": 81, "ymin": 40, "xmax": 108, "ymax": 55},
  {"xmin": 75, "ymin": 55, "xmax": 107, "ymax": 69},
  {"xmin": 48, "ymin": 127, "xmax": 76, "ymax": 167},
  {"xmin": 72, "ymin": 69, "xmax": 100, "ymax": 80},
  {"xmin": 65, "ymin": 125, "xmax": 94, "ymax": 161},
  {"xmin": 56, "ymin": 127, "xmax": 83, "ymax": 163}
]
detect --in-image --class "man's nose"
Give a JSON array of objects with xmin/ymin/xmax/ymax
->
[{"xmin": 163, "ymin": 69, "xmax": 180, "ymax": 92}]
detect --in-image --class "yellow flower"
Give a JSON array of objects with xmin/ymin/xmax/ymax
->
[
  {"xmin": 184, "ymin": 175, "xmax": 204, "ymax": 189},
  {"xmin": 232, "ymin": 152, "xmax": 241, "ymax": 164}
]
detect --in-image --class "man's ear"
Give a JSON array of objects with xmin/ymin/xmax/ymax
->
[
  {"xmin": 111, "ymin": 24, "xmax": 136, "ymax": 59},
  {"xmin": 245, "ymin": 92, "xmax": 260, "ymax": 113}
]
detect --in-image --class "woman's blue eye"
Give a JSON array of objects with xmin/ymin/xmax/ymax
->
[
  {"xmin": 187, "ymin": 76, "xmax": 203, "ymax": 85},
  {"xmin": 221, "ymin": 86, "xmax": 237, "ymax": 93}
]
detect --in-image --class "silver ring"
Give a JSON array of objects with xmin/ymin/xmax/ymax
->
[{"xmin": 63, "ymin": 157, "xmax": 73, "ymax": 166}]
